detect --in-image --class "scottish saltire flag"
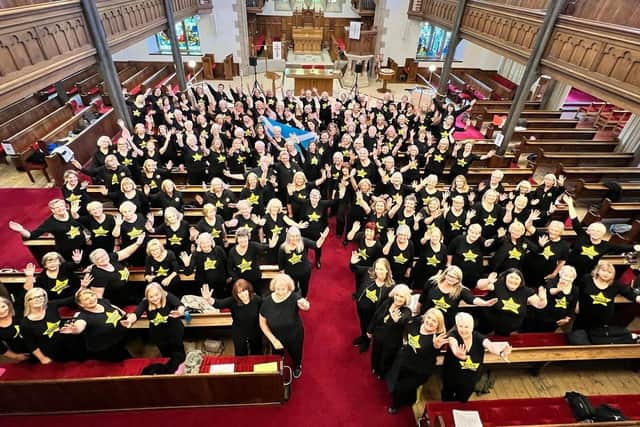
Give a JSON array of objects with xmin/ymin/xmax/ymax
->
[{"xmin": 261, "ymin": 117, "xmax": 317, "ymax": 150}]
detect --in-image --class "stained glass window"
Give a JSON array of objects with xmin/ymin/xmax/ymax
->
[
  {"xmin": 416, "ymin": 22, "xmax": 453, "ymax": 60},
  {"xmin": 152, "ymin": 15, "xmax": 201, "ymax": 55}
]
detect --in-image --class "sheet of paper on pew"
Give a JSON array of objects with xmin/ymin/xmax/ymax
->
[
  {"xmin": 253, "ymin": 362, "xmax": 278, "ymax": 373},
  {"xmin": 453, "ymin": 409, "xmax": 483, "ymax": 427},
  {"xmin": 209, "ymin": 363, "xmax": 234, "ymax": 374}
]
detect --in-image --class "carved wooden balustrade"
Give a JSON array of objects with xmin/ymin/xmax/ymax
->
[
  {"xmin": 0, "ymin": 0, "xmax": 199, "ymax": 108},
  {"xmin": 406, "ymin": 0, "xmax": 640, "ymax": 114}
]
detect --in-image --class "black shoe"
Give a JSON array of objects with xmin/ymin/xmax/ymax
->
[
  {"xmin": 359, "ymin": 341, "xmax": 370, "ymax": 353},
  {"xmin": 388, "ymin": 406, "xmax": 398, "ymax": 415},
  {"xmin": 293, "ymin": 366, "xmax": 302, "ymax": 379},
  {"xmin": 352, "ymin": 336, "xmax": 364, "ymax": 346},
  {"xmin": 316, "ymin": 261, "xmax": 321, "ymax": 269}
]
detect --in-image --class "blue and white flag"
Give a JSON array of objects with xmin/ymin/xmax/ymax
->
[{"xmin": 261, "ymin": 117, "xmax": 317, "ymax": 150}]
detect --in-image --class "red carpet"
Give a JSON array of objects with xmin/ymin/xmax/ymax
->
[
  {"xmin": 565, "ymin": 87, "xmax": 601, "ymax": 104},
  {"xmin": 0, "ymin": 220, "xmax": 416, "ymax": 427},
  {"xmin": 0, "ymin": 188, "xmax": 62, "ymax": 269},
  {"xmin": 455, "ymin": 116, "xmax": 485, "ymax": 140}
]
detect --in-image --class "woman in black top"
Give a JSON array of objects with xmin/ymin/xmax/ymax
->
[
  {"xmin": 202, "ymin": 280, "xmax": 263, "ymax": 356},
  {"xmin": 260, "ymin": 274, "xmax": 310, "ymax": 379},
  {"xmin": 144, "ymin": 239, "xmax": 181, "ymax": 294},
  {"xmin": 367, "ymin": 284, "xmax": 412, "ymax": 379},
  {"xmin": 9, "ymin": 198, "xmax": 88, "ymax": 262},
  {"xmin": 77, "ymin": 201, "xmax": 117, "ymax": 253},
  {"xmin": 300, "ymin": 189, "xmax": 334, "ymax": 269},
  {"xmin": 105, "ymin": 177, "xmax": 150, "ymax": 215},
  {"xmin": 449, "ymin": 141, "xmax": 495, "ymax": 178},
  {"xmin": 150, "ymin": 207, "xmax": 193, "ymax": 257},
  {"xmin": 150, "ymin": 179, "xmax": 184, "ymax": 213},
  {"xmin": 61, "ymin": 288, "xmax": 130, "ymax": 361},
  {"xmin": 61, "ymin": 170, "xmax": 89, "ymax": 217},
  {"xmin": 24, "ymin": 251, "xmax": 83, "ymax": 300},
  {"xmin": 0, "ymin": 297, "xmax": 30, "ymax": 362},
  {"xmin": 227, "ymin": 228, "xmax": 270, "ymax": 288},
  {"xmin": 195, "ymin": 203, "xmax": 227, "ymax": 248},
  {"xmin": 522, "ymin": 220, "xmax": 571, "ymax": 288},
  {"xmin": 88, "ymin": 232, "xmax": 146, "ymax": 306},
  {"xmin": 382, "ymin": 225, "xmax": 415, "ymax": 283},
  {"xmin": 277, "ymin": 226, "xmax": 329, "ymax": 298},
  {"xmin": 574, "ymin": 261, "xmax": 640, "ymax": 331},
  {"xmin": 113, "ymin": 201, "xmax": 151, "ymax": 266},
  {"xmin": 476, "ymin": 268, "xmax": 547, "ymax": 336},
  {"xmin": 441, "ymin": 312, "xmax": 511, "ymax": 402},
  {"xmin": 489, "ymin": 220, "xmax": 540, "ymax": 273},
  {"xmin": 123, "ymin": 283, "xmax": 185, "ymax": 361},
  {"xmin": 472, "ymin": 189, "xmax": 508, "ymax": 239},
  {"xmin": 348, "ymin": 221, "xmax": 384, "ymax": 291},
  {"xmin": 447, "ymin": 224, "xmax": 487, "ymax": 288},
  {"xmin": 196, "ymin": 178, "xmax": 237, "ymax": 222},
  {"xmin": 412, "ymin": 227, "xmax": 448, "ymax": 291},
  {"xmin": 262, "ymin": 198, "xmax": 306, "ymax": 264},
  {"xmin": 386, "ymin": 308, "xmax": 448, "ymax": 414},
  {"xmin": 529, "ymin": 265, "xmax": 579, "ymax": 332},
  {"xmin": 181, "ymin": 232, "xmax": 229, "ymax": 298},
  {"xmin": 180, "ymin": 133, "xmax": 208, "ymax": 185},
  {"xmin": 20, "ymin": 288, "xmax": 85, "ymax": 364}
]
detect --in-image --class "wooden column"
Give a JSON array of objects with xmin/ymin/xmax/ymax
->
[
  {"xmin": 618, "ymin": 114, "xmax": 640, "ymax": 165},
  {"xmin": 497, "ymin": 0, "xmax": 566, "ymax": 154},
  {"xmin": 437, "ymin": 0, "xmax": 467, "ymax": 99},
  {"xmin": 79, "ymin": 0, "xmax": 131, "ymax": 129},
  {"xmin": 162, "ymin": 0, "xmax": 187, "ymax": 92}
]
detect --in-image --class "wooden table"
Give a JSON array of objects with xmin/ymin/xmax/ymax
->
[
  {"xmin": 378, "ymin": 68, "xmax": 395, "ymax": 93},
  {"xmin": 292, "ymin": 27, "xmax": 323, "ymax": 54},
  {"xmin": 285, "ymin": 68, "xmax": 341, "ymax": 94}
]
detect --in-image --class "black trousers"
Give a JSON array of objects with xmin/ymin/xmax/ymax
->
[
  {"xmin": 273, "ymin": 328, "xmax": 304, "ymax": 369},
  {"xmin": 441, "ymin": 381, "xmax": 475, "ymax": 402}
]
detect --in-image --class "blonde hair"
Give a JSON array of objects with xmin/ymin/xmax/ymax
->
[
  {"xmin": 24, "ymin": 288, "xmax": 48, "ymax": 317},
  {"xmin": 145, "ymin": 283, "xmax": 167, "ymax": 310},
  {"xmin": 388, "ymin": 284, "xmax": 412, "ymax": 306},
  {"xmin": 202, "ymin": 203, "xmax": 217, "ymax": 217},
  {"xmin": 41, "ymin": 252, "xmax": 63, "ymax": 268},
  {"xmin": 429, "ymin": 265, "xmax": 464, "ymax": 299},
  {"xmin": 423, "ymin": 308, "xmax": 446, "ymax": 335},
  {"xmin": 369, "ymin": 258, "xmax": 395, "ymax": 287},
  {"xmin": 269, "ymin": 273, "xmax": 296, "ymax": 292},
  {"xmin": 282, "ymin": 226, "xmax": 304, "ymax": 253},
  {"xmin": 146, "ymin": 238, "xmax": 165, "ymax": 256},
  {"xmin": 266, "ymin": 198, "xmax": 283, "ymax": 214},
  {"xmin": 75, "ymin": 288, "xmax": 96, "ymax": 306},
  {"xmin": 592, "ymin": 261, "xmax": 615, "ymax": 285},
  {"xmin": 558, "ymin": 265, "xmax": 577, "ymax": 281},
  {"xmin": 161, "ymin": 179, "xmax": 176, "ymax": 194},
  {"xmin": 119, "ymin": 177, "xmax": 136, "ymax": 193}
]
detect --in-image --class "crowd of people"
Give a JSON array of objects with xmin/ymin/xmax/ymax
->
[{"xmin": 2, "ymin": 81, "xmax": 640, "ymax": 411}]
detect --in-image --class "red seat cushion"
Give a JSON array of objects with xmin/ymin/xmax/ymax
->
[
  {"xmin": 88, "ymin": 86, "xmax": 100, "ymax": 95},
  {"xmin": 129, "ymin": 85, "xmax": 141, "ymax": 96}
]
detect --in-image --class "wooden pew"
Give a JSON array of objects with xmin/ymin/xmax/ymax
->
[
  {"xmin": 44, "ymin": 108, "xmax": 120, "ymax": 186},
  {"xmin": 37, "ymin": 104, "xmax": 95, "ymax": 145},
  {"xmin": 512, "ymin": 128, "xmax": 597, "ymax": 141},
  {"xmin": 591, "ymin": 199, "xmax": 640, "ymax": 223},
  {"xmin": 557, "ymin": 165, "xmax": 640, "ymax": 185},
  {"xmin": 59, "ymin": 65, "xmax": 98, "ymax": 96},
  {"xmin": 475, "ymin": 108, "xmax": 564, "ymax": 130},
  {"xmin": 574, "ymin": 179, "xmax": 640, "ymax": 202},
  {"xmin": 0, "ymin": 93, "xmax": 45, "ymax": 125},
  {"xmin": 2, "ymin": 102, "xmax": 76, "ymax": 162},
  {"xmin": 78, "ymin": 66, "xmax": 137, "ymax": 105},
  {"xmin": 533, "ymin": 149, "xmax": 635, "ymax": 171},
  {"xmin": 0, "ymin": 96, "xmax": 63, "ymax": 141},
  {"xmin": 517, "ymin": 118, "xmax": 580, "ymax": 129},
  {"xmin": 471, "ymin": 100, "xmax": 540, "ymax": 115},
  {"xmin": 139, "ymin": 64, "xmax": 175, "ymax": 94},
  {"xmin": 102, "ymin": 65, "xmax": 158, "ymax": 105},
  {"xmin": 461, "ymin": 72, "xmax": 493, "ymax": 100},
  {"xmin": 516, "ymin": 138, "xmax": 618, "ymax": 153}
]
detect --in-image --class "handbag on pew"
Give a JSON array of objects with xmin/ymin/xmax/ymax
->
[{"xmin": 588, "ymin": 325, "xmax": 635, "ymax": 345}]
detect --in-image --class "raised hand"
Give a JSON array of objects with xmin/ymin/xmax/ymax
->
[
  {"xmin": 72, "ymin": 249, "xmax": 83, "ymax": 264},
  {"xmin": 80, "ymin": 273, "xmax": 93, "ymax": 288},
  {"xmin": 24, "ymin": 262, "xmax": 36, "ymax": 277},
  {"xmin": 350, "ymin": 251, "xmax": 360, "ymax": 264},
  {"xmin": 200, "ymin": 284, "xmax": 214, "ymax": 305}
]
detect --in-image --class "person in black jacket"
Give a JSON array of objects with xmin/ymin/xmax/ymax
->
[
  {"xmin": 386, "ymin": 308, "xmax": 448, "ymax": 414},
  {"xmin": 278, "ymin": 226, "xmax": 329, "ymax": 298},
  {"xmin": 201, "ymin": 279, "xmax": 263, "ymax": 356},
  {"xmin": 367, "ymin": 284, "xmax": 412, "ymax": 379}
]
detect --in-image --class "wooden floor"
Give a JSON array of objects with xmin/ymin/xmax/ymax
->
[{"xmin": 0, "ymin": 161, "xmax": 52, "ymax": 188}]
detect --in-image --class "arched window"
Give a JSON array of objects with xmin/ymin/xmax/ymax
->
[
  {"xmin": 152, "ymin": 15, "xmax": 201, "ymax": 55},
  {"xmin": 416, "ymin": 22, "xmax": 454, "ymax": 61}
]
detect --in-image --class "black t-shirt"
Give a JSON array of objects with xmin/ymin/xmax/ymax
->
[
  {"xmin": 386, "ymin": 241, "xmax": 415, "ymax": 282},
  {"xmin": 91, "ymin": 253, "xmax": 130, "ymax": 306},
  {"xmin": 447, "ymin": 235, "xmax": 485, "ymax": 287},
  {"xmin": 576, "ymin": 274, "xmax": 637, "ymax": 330},
  {"xmin": 443, "ymin": 330, "xmax": 486, "ymax": 384},
  {"xmin": 522, "ymin": 234, "xmax": 570, "ymax": 286},
  {"xmin": 227, "ymin": 242, "xmax": 265, "ymax": 285},
  {"xmin": 134, "ymin": 292, "xmax": 184, "ymax": 345},
  {"xmin": 195, "ymin": 216, "xmax": 225, "ymax": 247},
  {"xmin": 34, "ymin": 262, "xmax": 80, "ymax": 300},
  {"xmin": 145, "ymin": 250, "xmax": 180, "ymax": 282},
  {"xmin": 214, "ymin": 295, "xmax": 262, "ymax": 340},
  {"xmin": 259, "ymin": 292, "xmax": 303, "ymax": 339},
  {"xmin": 487, "ymin": 282, "xmax": 534, "ymax": 335},
  {"xmin": 0, "ymin": 319, "xmax": 28, "ymax": 355},
  {"xmin": 77, "ymin": 299, "xmax": 127, "ymax": 352},
  {"xmin": 156, "ymin": 221, "xmax": 192, "ymax": 256},
  {"xmin": 30, "ymin": 215, "xmax": 86, "ymax": 256},
  {"xmin": 183, "ymin": 247, "xmax": 228, "ymax": 287},
  {"xmin": 80, "ymin": 214, "xmax": 116, "ymax": 253},
  {"xmin": 419, "ymin": 285, "xmax": 475, "ymax": 328},
  {"xmin": 394, "ymin": 320, "xmax": 439, "ymax": 376},
  {"xmin": 535, "ymin": 278, "xmax": 579, "ymax": 324}
]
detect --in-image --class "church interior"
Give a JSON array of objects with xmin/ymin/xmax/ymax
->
[{"xmin": 1, "ymin": 0, "xmax": 640, "ymax": 426}]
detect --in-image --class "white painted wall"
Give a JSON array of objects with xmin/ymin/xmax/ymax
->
[
  {"xmin": 378, "ymin": 0, "xmax": 503, "ymax": 70},
  {"xmin": 112, "ymin": 5, "xmax": 241, "ymax": 63}
]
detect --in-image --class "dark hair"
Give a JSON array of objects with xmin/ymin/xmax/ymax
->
[
  {"xmin": 498, "ymin": 268, "xmax": 526, "ymax": 290},
  {"xmin": 232, "ymin": 279, "xmax": 255, "ymax": 305},
  {"xmin": 363, "ymin": 221, "xmax": 379, "ymax": 240}
]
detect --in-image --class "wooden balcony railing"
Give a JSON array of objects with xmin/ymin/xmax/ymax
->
[
  {"xmin": 0, "ymin": 0, "xmax": 199, "ymax": 108},
  {"xmin": 406, "ymin": 0, "xmax": 640, "ymax": 114}
]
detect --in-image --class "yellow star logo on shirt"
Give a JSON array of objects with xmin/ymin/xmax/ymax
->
[
  {"xmin": 51, "ymin": 278, "xmax": 69, "ymax": 295},
  {"xmin": 67, "ymin": 193, "xmax": 81, "ymax": 203},
  {"xmin": 581, "ymin": 245, "xmax": 599, "ymax": 260},
  {"xmin": 408, "ymin": 333, "xmax": 421, "ymax": 352},
  {"xmin": 133, "ymin": 109, "xmax": 141, "ymax": 117},
  {"xmin": 376, "ymin": 222, "xmax": 384, "ymax": 232},
  {"xmin": 462, "ymin": 250, "xmax": 478, "ymax": 262},
  {"xmin": 426, "ymin": 255, "xmax": 440, "ymax": 266},
  {"xmin": 156, "ymin": 266, "xmax": 169, "ymax": 277},
  {"xmin": 310, "ymin": 157, "xmax": 319, "ymax": 165},
  {"xmin": 365, "ymin": 288, "xmax": 378, "ymax": 303},
  {"xmin": 541, "ymin": 245, "xmax": 555, "ymax": 260},
  {"xmin": 215, "ymin": 200, "xmax": 224, "ymax": 209},
  {"xmin": 204, "ymin": 258, "xmax": 217, "ymax": 270},
  {"xmin": 210, "ymin": 228, "xmax": 221, "ymax": 239},
  {"xmin": 460, "ymin": 357, "xmax": 479, "ymax": 371},
  {"xmin": 319, "ymin": 147, "xmax": 325, "ymax": 155},
  {"xmin": 271, "ymin": 225, "xmax": 283, "ymax": 236},
  {"xmin": 111, "ymin": 173, "xmax": 119, "ymax": 185},
  {"xmin": 457, "ymin": 158, "xmax": 467, "ymax": 167},
  {"xmin": 357, "ymin": 169, "xmax": 367, "ymax": 178},
  {"xmin": 242, "ymin": 224, "xmax": 253, "ymax": 233},
  {"xmin": 237, "ymin": 155, "xmax": 246, "ymax": 164},
  {"xmin": 150, "ymin": 312, "xmax": 169, "ymax": 326},
  {"xmin": 398, "ymin": 219, "xmax": 406, "ymax": 226},
  {"xmin": 246, "ymin": 193, "xmax": 260, "ymax": 206},
  {"xmin": 432, "ymin": 296, "xmax": 451, "ymax": 312},
  {"xmin": 67, "ymin": 226, "xmax": 80, "ymax": 239},
  {"xmin": 43, "ymin": 321, "xmax": 60, "ymax": 338},
  {"xmin": 13, "ymin": 325, "xmax": 20, "ymax": 339},
  {"xmin": 357, "ymin": 248, "xmax": 368, "ymax": 260},
  {"xmin": 484, "ymin": 215, "xmax": 497, "ymax": 226},
  {"xmin": 441, "ymin": 130, "xmax": 449, "ymax": 139},
  {"xmin": 217, "ymin": 154, "xmax": 226, "ymax": 163},
  {"xmin": 105, "ymin": 310, "xmax": 122, "ymax": 327},
  {"xmin": 501, "ymin": 297, "xmax": 521, "ymax": 314},
  {"xmin": 555, "ymin": 296, "xmax": 567, "ymax": 309},
  {"xmin": 393, "ymin": 193, "xmax": 403, "ymax": 204},
  {"xmin": 433, "ymin": 154, "xmax": 444, "ymax": 163},
  {"xmin": 450, "ymin": 220, "xmax": 462, "ymax": 231},
  {"xmin": 238, "ymin": 258, "xmax": 252, "ymax": 273},
  {"xmin": 93, "ymin": 226, "xmax": 109, "ymax": 237},
  {"xmin": 192, "ymin": 153, "xmax": 203, "ymax": 161},
  {"xmin": 288, "ymin": 252, "xmax": 303, "ymax": 265},
  {"xmin": 508, "ymin": 248, "xmax": 522, "ymax": 260},
  {"xmin": 127, "ymin": 227, "xmax": 143, "ymax": 239},
  {"xmin": 393, "ymin": 252, "xmax": 408, "ymax": 264},
  {"xmin": 149, "ymin": 180, "xmax": 158, "ymax": 189},
  {"xmin": 308, "ymin": 211, "xmax": 321, "ymax": 222},
  {"xmin": 168, "ymin": 234, "xmax": 183, "ymax": 245},
  {"xmin": 119, "ymin": 268, "xmax": 129, "ymax": 281},
  {"xmin": 122, "ymin": 158, "xmax": 133, "ymax": 166},
  {"xmin": 590, "ymin": 292, "xmax": 611, "ymax": 306}
]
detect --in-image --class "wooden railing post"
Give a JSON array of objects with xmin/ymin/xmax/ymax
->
[
  {"xmin": 497, "ymin": 0, "xmax": 566, "ymax": 154},
  {"xmin": 437, "ymin": 0, "xmax": 467, "ymax": 100}
]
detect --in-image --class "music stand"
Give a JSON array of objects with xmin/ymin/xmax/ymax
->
[{"xmin": 349, "ymin": 62, "xmax": 364, "ymax": 98}]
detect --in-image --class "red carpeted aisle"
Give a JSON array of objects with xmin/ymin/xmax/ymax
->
[
  {"xmin": 0, "ymin": 188, "xmax": 62, "ymax": 269},
  {"xmin": 0, "ymin": 218, "xmax": 415, "ymax": 427}
]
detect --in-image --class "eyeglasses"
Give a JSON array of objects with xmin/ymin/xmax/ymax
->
[{"xmin": 28, "ymin": 295, "xmax": 46, "ymax": 302}]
